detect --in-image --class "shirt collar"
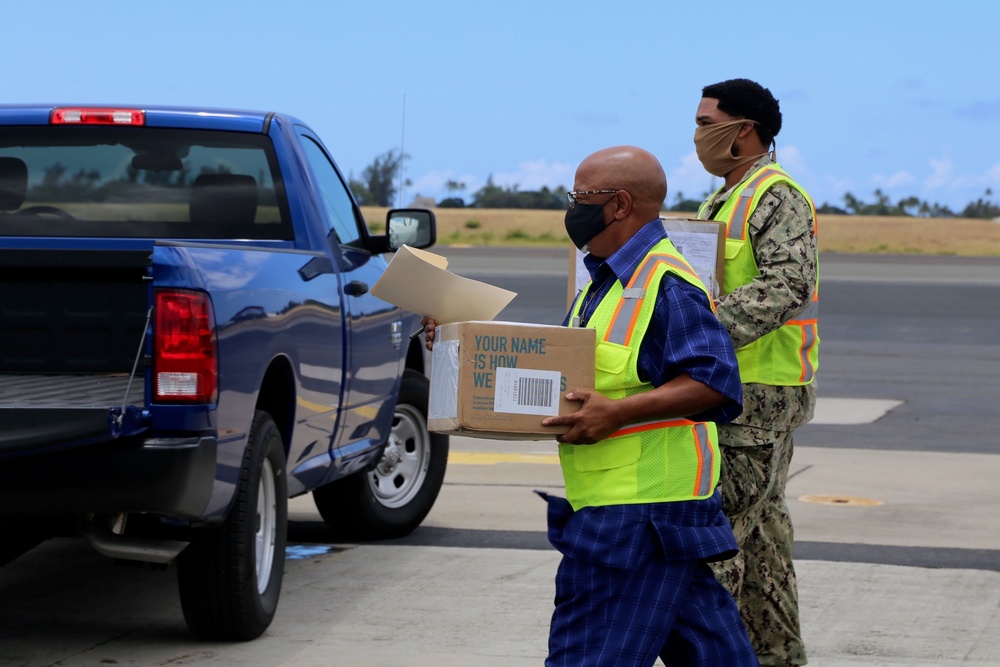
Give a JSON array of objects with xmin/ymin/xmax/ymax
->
[{"xmin": 583, "ymin": 219, "xmax": 665, "ymax": 287}]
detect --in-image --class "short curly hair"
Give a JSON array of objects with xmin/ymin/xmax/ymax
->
[{"xmin": 702, "ymin": 78, "xmax": 782, "ymax": 147}]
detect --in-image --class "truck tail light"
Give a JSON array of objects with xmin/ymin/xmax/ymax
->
[
  {"xmin": 50, "ymin": 107, "xmax": 145, "ymax": 125},
  {"xmin": 154, "ymin": 289, "xmax": 218, "ymax": 403}
]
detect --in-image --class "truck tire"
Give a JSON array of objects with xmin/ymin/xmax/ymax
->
[
  {"xmin": 177, "ymin": 410, "xmax": 287, "ymax": 640},
  {"xmin": 314, "ymin": 369, "xmax": 448, "ymax": 540}
]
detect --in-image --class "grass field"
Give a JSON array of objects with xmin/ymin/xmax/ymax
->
[{"xmin": 361, "ymin": 206, "xmax": 1000, "ymax": 257}]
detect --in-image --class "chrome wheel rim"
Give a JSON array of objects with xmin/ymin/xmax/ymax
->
[
  {"xmin": 255, "ymin": 459, "xmax": 277, "ymax": 594},
  {"xmin": 369, "ymin": 404, "xmax": 429, "ymax": 508}
]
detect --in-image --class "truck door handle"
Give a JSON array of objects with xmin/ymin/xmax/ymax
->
[{"xmin": 344, "ymin": 280, "xmax": 369, "ymax": 297}]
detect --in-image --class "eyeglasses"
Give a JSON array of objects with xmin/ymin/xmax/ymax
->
[{"xmin": 566, "ymin": 189, "xmax": 621, "ymax": 207}]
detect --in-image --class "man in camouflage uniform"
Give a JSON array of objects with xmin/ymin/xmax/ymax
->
[{"xmin": 693, "ymin": 78, "xmax": 819, "ymax": 666}]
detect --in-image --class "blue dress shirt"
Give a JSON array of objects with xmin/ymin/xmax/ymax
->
[{"xmin": 570, "ymin": 218, "xmax": 743, "ymax": 424}]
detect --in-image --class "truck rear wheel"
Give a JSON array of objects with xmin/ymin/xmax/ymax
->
[
  {"xmin": 177, "ymin": 410, "xmax": 287, "ymax": 640},
  {"xmin": 314, "ymin": 369, "xmax": 448, "ymax": 539}
]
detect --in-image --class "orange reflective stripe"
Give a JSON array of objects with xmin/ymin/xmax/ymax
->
[
  {"xmin": 605, "ymin": 293, "xmax": 630, "ymax": 343},
  {"xmin": 692, "ymin": 424, "xmax": 705, "ymax": 495},
  {"xmin": 797, "ymin": 322, "xmax": 818, "ymax": 383},
  {"xmin": 786, "ymin": 300, "xmax": 819, "ymax": 325},
  {"xmin": 610, "ymin": 417, "xmax": 697, "ymax": 439},
  {"xmin": 692, "ymin": 422, "xmax": 713, "ymax": 497},
  {"xmin": 606, "ymin": 258, "xmax": 657, "ymax": 345},
  {"xmin": 635, "ymin": 254, "xmax": 715, "ymax": 313},
  {"xmin": 728, "ymin": 193, "xmax": 752, "ymax": 240},
  {"xmin": 605, "ymin": 287, "xmax": 644, "ymax": 344},
  {"xmin": 726, "ymin": 168, "xmax": 785, "ymax": 240},
  {"xmin": 620, "ymin": 296, "xmax": 645, "ymax": 348},
  {"xmin": 605, "ymin": 253, "xmax": 712, "ymax": 345},
  {"xmin": 622, "ymin": 262, "xmax": 666, "ymax": 347},
  {"xmin": 780, "ymin": 299, "xmax": 819, "ymax": 383}
]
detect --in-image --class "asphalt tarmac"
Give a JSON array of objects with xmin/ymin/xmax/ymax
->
[{"xmin": 1, "ymin": 250, "xmax": 997, "ymax": 666}]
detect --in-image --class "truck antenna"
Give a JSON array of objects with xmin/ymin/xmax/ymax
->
[{"xmin": 397, "ymin": 93, "xmax": 406, "ymax": 209}]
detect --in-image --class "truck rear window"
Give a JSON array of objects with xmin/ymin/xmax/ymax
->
[{"xmin": 0, "ymin": 126, "xmax": 292, "ymax": 240}]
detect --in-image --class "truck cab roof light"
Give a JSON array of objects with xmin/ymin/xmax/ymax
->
[{"xmin": 51, "ymin": 108, "xmax": 145, "ymax": 125}]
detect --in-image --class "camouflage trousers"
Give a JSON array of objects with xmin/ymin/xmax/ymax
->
[{"xmin": 710, "ymin": 424, "xmax": 807, "ymax": 666}]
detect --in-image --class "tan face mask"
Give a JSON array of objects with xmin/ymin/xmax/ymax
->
[{"xmin": 693, "ymin": 118, "xmax": 769, "ymax": 178}]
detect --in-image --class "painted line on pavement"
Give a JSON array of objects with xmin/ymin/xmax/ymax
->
[
  {"xmin": 812, "ymin": 397, "xmax": 903, "ymax": 425},
  {"xmin": 449, "ymin": 452, "xmax": 559, "ymax": 465}
]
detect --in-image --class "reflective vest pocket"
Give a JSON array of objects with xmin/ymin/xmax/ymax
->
[
  {"xmin": 724, "ymin": 239, "xmax": 744, "ymax": 261},
  {"xmin": 562, "ymin": 435, "xmax": 642, "ymax": 509},
  {"xmin": 571, "ymin": 437, "xmax": 641, "ymax": 472},
  {"xmin": 736, "ymin": 322, "xmax": 818, "ymax": 385},
  {"xmin": 594, "ymin": 340, "xmax": 631, "ymax": 396},
  {"xmin": 723, "ymin": 237, "xmax": 757, "ymax": 293}
]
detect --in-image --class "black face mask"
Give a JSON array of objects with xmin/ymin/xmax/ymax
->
[{"xmin": 564, "ymin": 202, "xmax": 610, "ymax": 252}]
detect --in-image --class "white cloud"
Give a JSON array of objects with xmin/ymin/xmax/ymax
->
[
  {"xmin": 490, "ymin": 159, "xmax": 575, "ymax": 191},
  {"xmin": 401, "ymin": 169, "xmax": 483, "ymax": 205},
  {"xmin": 873, "ymin": 170, "xmax": 915, "ymax": 188},
  {"xmin": 924, "ymin": 157, "xmax": 955, "ymax": 188},
  {"xmin": 919, "ymin": 156, "xmax": 985, "ymax": 201},
  {"xmin": 665, "ymin": 150, "xmax": 720, "ymax": 202},
  {"xmin": 775, "ymin": 144, "xmax": 807, "ymax": 175},
  {"xmin": 405, "ymin": 159, "xmax": 576, "ymax": 204},
  {"xmin": 984, "ymin": 162, "xmax": 1000, "ymax": 187},
  {"xmin": 406, "ymin": 169, "xmax": 478, "ymax": 196},
  {"xmin": 814, "ymin": 175, "xmax": 854, "ymax": 207}
]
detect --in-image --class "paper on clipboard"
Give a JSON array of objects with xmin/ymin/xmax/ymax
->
[
  {"xmin": 660, "ymin": 218, "xmax": 725, "ymax": 298},
  {"xmin": 370, "ymin": 245, "xmax": 517, "ymax": 323},
  {"xmin": 567, "ymin": 217, "xmax": 725, "ymax": 308}
]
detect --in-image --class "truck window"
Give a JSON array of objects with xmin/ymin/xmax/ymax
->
[
  {"xmin": 298, "ymin": 136, "xmax": 365, "ymax": 247},
  {"xmin": 0, "ymin": 126, "xmax": 292, "ymax": 240}
]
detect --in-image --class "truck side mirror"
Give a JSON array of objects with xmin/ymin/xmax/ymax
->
[{"xmin": 386, "ymin": 209, "xmax": 436, "ymax": 251}]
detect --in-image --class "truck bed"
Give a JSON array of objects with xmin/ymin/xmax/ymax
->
[
  {"xmin": 0, "ymin": 373, "xmax": 147, "ymax": 453},
  {"xmin": 0, "ymin": 373, "xmax": 144, "ymax": 408}
]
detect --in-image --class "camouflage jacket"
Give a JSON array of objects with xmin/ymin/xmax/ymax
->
[{"xmin": 702, "ymin": 155, "xmax": 817, "ymax": 433}]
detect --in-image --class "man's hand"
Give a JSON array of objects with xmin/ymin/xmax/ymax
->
[
  {"xmin": 420, "ymin": 316, "xmax": 438, "ymax": 352},
  {"xmin": 541, "ymin": 389, "xmax": 623, "ymax": 445},
  {"xmin": 541, "ymin": 374, "xmax": 726, "ymax": 445}
]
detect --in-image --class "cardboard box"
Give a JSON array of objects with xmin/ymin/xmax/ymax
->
[
  {"xmin": 371, "ymin": 245, "xmax": 516, "ymax": 323},
  {"xmin": 428, "ymin": 321, "xmax": 596, "ymax": 440}
]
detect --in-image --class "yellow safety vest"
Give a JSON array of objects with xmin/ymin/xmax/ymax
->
[
  {"xmin": 562, "ymin": 238, "xmax": 720, "ymax": 511},
  {"xmin": 698, "ymin": 164, "xmax": 819, "ymax": 386}
]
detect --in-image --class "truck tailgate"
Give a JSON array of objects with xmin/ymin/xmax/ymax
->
[
  {"xmin": 0, "ymin": 242, "xmax": 153, "ymax": 452},
  {"xmin": 0, "ymin": 373, "xmax": 142, "ymax": 407},
  {"xmin": 0, "ymin": 374, "xmax": 146, "ymax": 452}
]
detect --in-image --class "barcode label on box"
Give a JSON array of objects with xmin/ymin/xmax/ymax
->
[{"xmin": 493, "ymin": 368, "xmax": 562, "ymax": 416}]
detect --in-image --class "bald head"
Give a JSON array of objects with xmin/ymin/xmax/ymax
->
[
  {"xmin": 575, "ymin": 146, "xmax": 667, "ymax": 219},
  {"xmin": 568, "ymin": 146, "xmax": 668, "ymax": 258}
]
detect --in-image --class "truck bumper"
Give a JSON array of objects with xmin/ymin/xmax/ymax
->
[{"xmin": 0, "ymin": 434, "xmax": 217, "ymax": 520}]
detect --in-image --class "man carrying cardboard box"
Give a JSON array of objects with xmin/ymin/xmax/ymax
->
[{"xmin": 422, "ymin": 146, "xmax": 755, "ymax": 667}]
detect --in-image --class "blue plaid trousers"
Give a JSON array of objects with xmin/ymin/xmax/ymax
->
[{"xmin": 539, "ymin": 492, "xmax": 758, "ymax": 667}]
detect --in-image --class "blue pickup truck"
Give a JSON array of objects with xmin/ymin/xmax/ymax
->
[{"xmin": 0, "ymin": 105, "xmax": 447, "ymax": 640}]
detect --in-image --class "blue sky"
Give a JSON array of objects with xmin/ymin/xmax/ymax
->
[{"xmin": 4, "ymin": 0, "xmax": 997, "ymax": 212}]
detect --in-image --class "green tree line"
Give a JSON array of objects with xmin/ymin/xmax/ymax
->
[
  {"xmin": 668, "ymin": 188, "xmax": 1000, "ymax": 218},
  {"xmin": 816, "ymin": 188, "xmax": 999, "ymax": 219},
  {"xmin": 349, "ymin": 150, "xmax": 1000, "ymax": 219}
]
